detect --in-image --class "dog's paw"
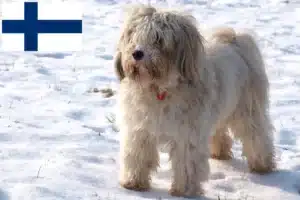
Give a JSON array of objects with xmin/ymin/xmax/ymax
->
[
  {"xmin": 168, "ymin": 188, "xmax": 185, "ymax": 197},
  {"xmin": 120, "ymin": 180, "xmax": 150, "ymax": 192},
  {"xmin": 210, "ymin": 152, "xmax": 232, "ymax": 160},
  {"xmin": 249, "ymin": 164, "xmax": 276, "ymax": 174},
  {"xmin": 248, "ymin": 158, "xmax": 276, "ymax": 174},
  {"xmin": 168, "ymin": 187, "xmax": 204, "ymax": 198},
  {"xmin": 250, "ymin": 167, "xmax": 274, "ymax": 174}
]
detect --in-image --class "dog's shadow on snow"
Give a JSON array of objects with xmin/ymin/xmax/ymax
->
[
  {"xmin": 212, "ymin": 157, "xmax": 300, "ymax": 196},
  {"xmin": 249, "ymin": 169, "xmax": 300, "ymax": 195},
  {"xmin": 224, "ymin": 158, "xmax": 300, "ymax": 195},
  {"xmin": 0, "ymin": 189, "xmax": 10, "ymax": 200}
]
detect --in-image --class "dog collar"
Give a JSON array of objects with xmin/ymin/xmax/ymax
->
[
  {"xmin": 150, "ymin": 84, "xmax": 167, "ymax": 101},
  {"xmin": 156, "ymin": 91, "xmax": 167, "ymax": 101}
]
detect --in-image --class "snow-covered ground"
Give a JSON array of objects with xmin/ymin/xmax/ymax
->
[{"xmin": 0, "ymin": 0, "xmax": 300, "ymax": 199}]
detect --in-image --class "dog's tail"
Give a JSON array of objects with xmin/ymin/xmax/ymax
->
[
  {"xmin": 212, "ymin": 27, "xmax": 265, "ymax": 73},
  {"xmin": 210, "ymin": 27, "xmax": 237, "ymax": 44},
  {"xmin": 213, "ymin": 26, "xmax": 269, "ymax": 104},
  {"xmin": 216, "ymin": 27, "xmax": 270, "ymax": 112}
]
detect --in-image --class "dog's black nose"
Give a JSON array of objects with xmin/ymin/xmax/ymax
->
[{"xmin": 132, "ymin": 50, "xmax": 144, "ymax": 61}]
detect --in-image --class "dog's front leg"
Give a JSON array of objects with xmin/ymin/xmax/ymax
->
[
  {"xmin": 119, "ymin": 130, "xmax": 159, "ymax": 191},
  {"xmin": 169, "ymin": 139, "xmax": 210, "ymax": 197}
]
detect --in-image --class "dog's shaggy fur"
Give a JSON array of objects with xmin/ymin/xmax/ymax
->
[{"xmin": 114, "ymin": 4, "xmax": 276, "ymax": 197}]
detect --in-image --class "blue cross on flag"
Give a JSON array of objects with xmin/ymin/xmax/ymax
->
[{"xmin": 0, "ymin": 1, "xmax": 83, "ymax": 52}]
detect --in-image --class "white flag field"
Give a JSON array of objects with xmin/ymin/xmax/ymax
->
[{"xmin": 0, "ymin": 2, "xmax": 83, "ymax": 52}]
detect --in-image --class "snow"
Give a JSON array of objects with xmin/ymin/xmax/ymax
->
[{"xmin": 0, "ymin": 0, "xmax": 300, "ymax": 199}]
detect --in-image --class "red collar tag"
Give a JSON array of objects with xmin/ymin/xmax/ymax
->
[{"xmin": 157, "ymin": 91, "xmax": 167, "ymax": 101}]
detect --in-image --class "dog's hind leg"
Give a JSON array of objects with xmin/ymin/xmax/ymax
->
[
  {"xmin": 210, "ymin": 126, "xmax": 233, "ymax": 160},
  {"xmin": 229, "ymin": 104, "xmax": 276, "ymax": 174},
  {"xmin": 119, "ymin": 130, "xmax": 159, "ymax": 191},
  {"xmin": 228, "ymin": 64, "xmax": 276, "ymax": 173},
  {"xmin": 227, "ymin": 30, "xmax": 276, "ymax": 174}
]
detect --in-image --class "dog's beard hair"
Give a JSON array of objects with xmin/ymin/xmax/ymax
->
[
  {"xmin": 123, "ymin": 36, "xmax": 173, "ymax": 85},
  {"xmin": 148, "ymin": 55, "xmax": 170, "ymax": 80},
  {"xmin": 123, "ymin": 53, "xmax": 170, "ymax": 84}
]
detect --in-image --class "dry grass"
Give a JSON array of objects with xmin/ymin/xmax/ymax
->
[
  {"xmin": 88, "ymin": 87, "xmax": 115, "ymax": 98},
  {"xmin": 106, "ymin": 113, "xmax": 119, "ymax": 132}
]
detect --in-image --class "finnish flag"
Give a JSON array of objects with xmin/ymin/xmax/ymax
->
[{"xmin": 0, "ymin": 1, "xmax": 83, "ymax": 52}]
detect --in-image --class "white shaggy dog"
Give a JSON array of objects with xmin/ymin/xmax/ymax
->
[{"xmin": 114, "ymin": 4, "xmax": 276, "ymax": 197}]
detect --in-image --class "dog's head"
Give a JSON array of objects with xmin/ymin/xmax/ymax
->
[{"xmin": 114, "ymin": 4, "xmax": 205, "ymax": 88}]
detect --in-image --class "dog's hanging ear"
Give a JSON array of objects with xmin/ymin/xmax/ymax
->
[
  {"xmin": 175, "ymin": 14, "xmax": 205, "ymax": 85},
  {"xmin": 114, "ymin": 51, "xmax": 125, "ymax": 81}
]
